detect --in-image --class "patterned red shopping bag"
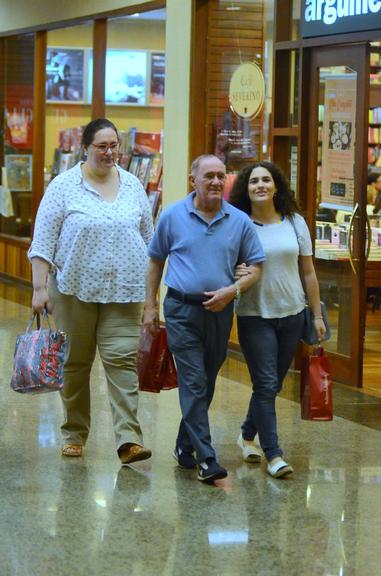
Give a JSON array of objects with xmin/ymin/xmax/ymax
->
[{"xmin": 11, "ymin": 312, "xmax": 67, "ymax": 394}]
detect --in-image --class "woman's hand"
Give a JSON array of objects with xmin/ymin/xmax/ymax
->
[
  {"xmin": 234, "ymin": 263, "xmax": 250, "ymax": 279},
  {"xmin": 203, "ymin": 285, "xmax": 236, "ymax": 312},
  {"xmin": 32, "ymin": 287, "xmax": 52, "ymax": 314},
  {"xmin": 313, "ymin": 317, "xmax": 326, "ymax": 342}
]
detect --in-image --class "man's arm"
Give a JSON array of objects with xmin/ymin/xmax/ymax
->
[
  {"xmin": 203, "ymin": 263, "xmax": 262, "ymax": 312},
  {"xmin": 143, "ymin": 257, "xmax": 166, "ymax": 331}
]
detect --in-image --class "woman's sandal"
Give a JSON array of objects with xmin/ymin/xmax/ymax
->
[
  {"xmin": 237, "ymin": 433, "xmax": 262, "ymax": 463},
  {"xmin": 62, "ymin": 444, "xmax": 83, "ymax": 457}
]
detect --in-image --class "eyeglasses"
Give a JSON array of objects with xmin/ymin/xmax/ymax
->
[{"xmin": 90, "ymin": 142, "xmax": 120, "ymax": 153}]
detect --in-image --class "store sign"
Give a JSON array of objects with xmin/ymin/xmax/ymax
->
[
  {"xmin": 301, "ymin": 0, "xmax": 381, "ymax": 37},
  {"xmin": 229, "ymin": 62, "xmax": 264, "ymax": 119}
]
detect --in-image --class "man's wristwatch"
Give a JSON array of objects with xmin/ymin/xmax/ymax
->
[{"xmin": 234, "ymin": 282, "xmax": 241, "ymax": 302}]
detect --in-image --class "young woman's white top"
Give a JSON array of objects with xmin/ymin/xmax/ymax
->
[{"xmin": 236, "ymin": 213, "xmax": 312, "ymax": 319}]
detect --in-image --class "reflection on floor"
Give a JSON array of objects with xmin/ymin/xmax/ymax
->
[
  {"xmin": 363, "ymin": 306, "xmax": 381, "ymax": 395},
  {"xmin": 1, "ymin": 282, "xmax": 381, "ymax": 575}
]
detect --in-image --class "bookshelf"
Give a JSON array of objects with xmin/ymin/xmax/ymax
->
[{"xmin": 369, "ymin": 47, "xmax": 381, "ymax": 167}]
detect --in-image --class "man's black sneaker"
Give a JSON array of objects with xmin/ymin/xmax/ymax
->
[
  {"xmin": 197, "ymin": 459, "xmax": 228, "ymax": 483},
  {"xmin": 173, "ymin": 447, "xmax": 197, "ymax": 469}
]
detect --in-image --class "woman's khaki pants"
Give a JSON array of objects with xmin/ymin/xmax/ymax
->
[{"xmin": 49, "ymin": 278, "xmax": 144, "ymax": 451}]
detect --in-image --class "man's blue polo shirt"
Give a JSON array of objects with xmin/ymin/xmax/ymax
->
[{"xmin": 148, "ymin": 192, "xmax": 265, "ymax": 294}]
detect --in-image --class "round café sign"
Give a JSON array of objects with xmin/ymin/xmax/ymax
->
[{"xmin": 229, "ymin": 61, "xmax": 265, "ymax": 119}]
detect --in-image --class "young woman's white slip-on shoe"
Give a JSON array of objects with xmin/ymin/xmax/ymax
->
[
  {"xmin": 267, "ymin": 458, "xmax": 293, "ymax": 478},
  {"xmin": 237, "ymin": 433, "xmax": 262, "ymax": 463}
]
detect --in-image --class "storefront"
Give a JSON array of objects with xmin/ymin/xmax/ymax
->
[
  {"xmin": 0, "ymin": 0, "xmax": 272, "ymax": 363},
  {"xmin": 265, "ymin": 0, "xmax": 381, "ymax": 388},
  {"xmin": 1, "ymin": 0, "xmax": 380, "ymax": 388}
]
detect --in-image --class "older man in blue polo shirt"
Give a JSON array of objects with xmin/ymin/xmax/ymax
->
[{"xmin": 143, "ymin": 154, "xmax": 265, "ymax": 483}]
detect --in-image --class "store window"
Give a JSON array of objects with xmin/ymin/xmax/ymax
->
[
  {"xmin": 199, "ymin": 0, "xmax": 271, "ymax": 197},
  {"xmin": 105, "ymin": 9, "xmax": 166, "ymax": 222},
  {"xmin": 0, "ymin": 34, "xmax": 34, "ymax": 238},
  {"xmin": 45, "ymin": 22, "xmax": 93, "ymax": 187}
]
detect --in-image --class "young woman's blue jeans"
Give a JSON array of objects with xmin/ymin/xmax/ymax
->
[{"xmin": 237, "ymin": 311, "xmax": 305, "ymax": 461}]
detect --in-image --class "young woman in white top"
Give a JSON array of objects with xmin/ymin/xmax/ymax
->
[
  {"xmin": 230, "ymin": 160, "xmax": 326, "ymax": 478},
  {"xmin": 29, "ymin": 118, "xmax": 153, "ymax": 465}
]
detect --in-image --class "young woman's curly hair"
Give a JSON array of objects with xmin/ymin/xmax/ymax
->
[{"xmin": 229, "ymin": 160, "xmax": 298, "ymax": 217}]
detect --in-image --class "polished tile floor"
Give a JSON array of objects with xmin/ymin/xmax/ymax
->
[{"xmin": 1, "ymin": 282, "xmax": 381, "ymax": 576}]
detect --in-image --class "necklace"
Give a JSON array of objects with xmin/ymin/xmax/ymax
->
[{"xmin": 252, "ymin": 215, "xmax": 284, "ymax": 226}]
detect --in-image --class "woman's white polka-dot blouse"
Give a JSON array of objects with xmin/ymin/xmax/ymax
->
[{"xmin": 28, "ymin": 162, "xmax": 154, "ymax": 303}]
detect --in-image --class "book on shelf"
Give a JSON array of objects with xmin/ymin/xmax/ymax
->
[
  {"xmin": 58, "ymin": 152, "xmax": 73, "ymax": 173},
  {"xmin": 133, "ymin": 130, "xmax": 162, "ymax": 155},
  {"xmin": 118, "ymin": 152, "xmax": 132, "ymax": 171},
  {"xmin": 369, "ymin": 127, "xmax": 381, "ymax": 144},
  {"xmin": 50, "ymin": 126, "xmax": 85, "ymax": 181},
  {"xmin": 127, "ymin": 154, "xmax": 156, "ymax": 189},
  {"xmin": 137, "ymin": 156, "xmax": 153, "ymax": 189},
  {"xmin": 154, "ymin": 200, "xmax": 162, "ymax": 223},
  {"xmin": 5, "ymin": 154, "xmax": 32, "ymax": 191},
  {"xmin": 147, "ymin": 190, "xmax": 161, "ymax": 220},
  {"xmin": 369, "ymin": 146, "xmax": 378, "ymax": 164},
  {"xmin": 58, "ymin": 127, "xmax": 83, "ymax": 151},
  {"xmin": 147, "ymin": 155, "xmax": 162, "ymax": 189},
  {"xmin": 51, "ymin": 147, "xmax": 85, "ymax": 180},
  {"xmin": 370, "ymin": 107, "xmax": 381, "ymax": 123},
  {"xmin": 128, "ymin": 155, "xmax": 140, "ymax": 176},
  {"xmin": 118, "ymin": 130, "xmax": 129, "ymax": 154}
]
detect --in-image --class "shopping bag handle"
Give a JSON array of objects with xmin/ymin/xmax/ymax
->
[
  {"xmin": 311, "ymin": 344, "xmax": 324, "ymax": 357},
  {"xmin": 27, "ymin": 310, "xmax": 52, "ymax": 332}
]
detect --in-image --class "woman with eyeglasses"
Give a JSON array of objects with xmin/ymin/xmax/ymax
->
[{"xmin": 29, "ymin": 118, "xmax": 153, "ymax": 465}]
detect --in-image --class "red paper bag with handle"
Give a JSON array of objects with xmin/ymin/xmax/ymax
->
[
  {"xmin": 137, "ymin": 325, "xmax": 177, "ymax": 393},
  {"xmin": 300, "ymin": 346, "xmax": 333, "ymax": 420}
]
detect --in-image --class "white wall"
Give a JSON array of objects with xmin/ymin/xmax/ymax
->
[{"xmin": 162, "ymin": 0, "xmax": 192, "ymax": 205}]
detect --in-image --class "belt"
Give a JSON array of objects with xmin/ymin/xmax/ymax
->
[{"xmin": 167, "ymin": 287, "xmax": 208, "ymax": 305}]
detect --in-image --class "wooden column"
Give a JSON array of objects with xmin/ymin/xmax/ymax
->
[
  {"xmin": 190, "ymin": 0, "xmax": 209, "ymax": 161},
  {"xmin": 31, "ymin": 30, "xmax": 47, "ymax": 226},
  {"xmin": 92, "ymin": 19, "xmax": 107, "ymax": 119}
]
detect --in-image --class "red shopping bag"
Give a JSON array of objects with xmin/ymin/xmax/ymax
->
[
  {"xmin": 300, "ymin": 346, "xmax": 333, "ymax": 420},
  {"xmin": 137, "ymin": 325, "xmax": 177, "ymax": 393}
]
